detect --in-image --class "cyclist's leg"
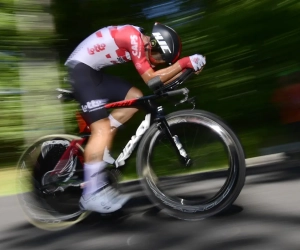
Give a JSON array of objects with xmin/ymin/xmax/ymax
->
[
  {"xmin": 110, "ymin": 86, "xmax": 143, "ymax": 125},
  {"xmin": 99, "ymin": 73, "xmax": 143, "ymax": 150},
  {"xmin": 69, "ymin": 63, "xmax": 130, "ymax": 213},
  {"xmin": 100, "ymin": 71, "xmax": 143, "ymax": 125},
  {"xmin": 81, "ymin": 117, "xmax": 130, "ymax": 213},
  {"xmin": 70, "ymin": 63, "xmax": 110, "ymax": 189}
]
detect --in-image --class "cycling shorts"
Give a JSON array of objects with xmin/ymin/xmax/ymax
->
[{"xmin": 69, "ymin": 62, "xmax": 133, "ymax": 125}]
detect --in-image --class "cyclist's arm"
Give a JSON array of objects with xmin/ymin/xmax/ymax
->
[
  {"xmin": 164, "ymin": 71, "xmax": 183, "ymax": 84},
  {"xmin": 158, "ymin": 66, "xmax": 203, "ymax": 85},
  {"xmin": 141, "ymin": 63, "xmax": 183, "ymax": 85},
  {"xmin": 141, "ymin": 56, "xmax": 196, "ymax": 85}
]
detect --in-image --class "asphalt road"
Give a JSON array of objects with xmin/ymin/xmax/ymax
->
[{"xmin": 1, "ymin": 164, "xmax": 300, "ymax": 250}]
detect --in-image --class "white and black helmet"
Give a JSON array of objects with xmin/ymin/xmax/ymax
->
[{"xmin": 149, "ymin": 22, "xmax": 182, "ymax": 65}]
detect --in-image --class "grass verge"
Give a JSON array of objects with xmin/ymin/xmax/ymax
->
[{"xmin": 0, "ymin": 168, "xmax": 17, "ymax": 197}]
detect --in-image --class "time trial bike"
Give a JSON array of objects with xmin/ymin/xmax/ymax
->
[{"xmin": 16, "ymin": 69, "xmax": 246, "ymax": 231}]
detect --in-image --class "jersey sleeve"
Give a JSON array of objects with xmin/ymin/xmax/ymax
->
[{"xmin": 114, "ymin": 26, "xmax": 152, "ymax": 75}]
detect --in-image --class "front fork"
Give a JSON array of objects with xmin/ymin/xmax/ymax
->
[{"xmin": 155, "ymin": 107, "xmax": 192, "ymax": 167}]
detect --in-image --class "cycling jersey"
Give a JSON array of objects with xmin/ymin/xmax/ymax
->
[{"xmin": 65, "ymin": 25, "xmax": 152, "ymax": 75}]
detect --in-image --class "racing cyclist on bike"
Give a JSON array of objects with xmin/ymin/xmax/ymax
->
[{"xmin": 64, "ymin": 22, "xmax": 206, "ymax": 214}]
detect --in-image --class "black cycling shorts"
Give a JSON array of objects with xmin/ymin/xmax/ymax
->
[{"xmin": 69, "ymin": 62, "xmax": 133, "ymax": 125}]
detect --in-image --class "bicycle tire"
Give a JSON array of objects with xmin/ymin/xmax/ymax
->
[
  {"xmin": 136, "ymin": 110, "xmax": 246, "ymax": 220},
  {"xmin": 16, "ymin": 134, "xmax": 90, "ymax": 231}
]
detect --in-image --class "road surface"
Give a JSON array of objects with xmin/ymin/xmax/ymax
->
[{"xmin": 1, "ymin": 164, "xmax": 300, "ymax": 250}]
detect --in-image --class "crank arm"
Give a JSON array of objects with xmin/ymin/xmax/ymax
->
[{"xmin": 41, "ymin": 180, "xmax": 82, "ymax": 195}]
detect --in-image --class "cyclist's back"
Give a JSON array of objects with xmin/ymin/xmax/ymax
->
[{"xmin": 65, "ymin": 25, "xmax": 150, "ymax": 75}]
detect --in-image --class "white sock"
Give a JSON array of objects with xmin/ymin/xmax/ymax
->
[
  {"xmin": 108, "ymin": 114, "xmax": 122, "ymax": 129},
  {"xmin": 83, "ymin": 161, "xmax": 108, "ymax": 195}
]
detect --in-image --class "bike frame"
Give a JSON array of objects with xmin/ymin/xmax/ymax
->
[
  {"xmin": 52, "ymin": 92, "xmax": 191, "ymax": 175},
  {"xmin": 99, "ymin": 93, "xmax": 161, "ymax": 168},
  {"xmin": 52, "ymin": 69, "xmax": 196, "ymax": 175}
]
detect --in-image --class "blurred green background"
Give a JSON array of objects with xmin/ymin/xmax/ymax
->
[{"xmin": 1, "ymin": 0, "xmax": 300, "ymax": 172}]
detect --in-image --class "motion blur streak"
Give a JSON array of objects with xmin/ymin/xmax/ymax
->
[{"xmin": 1, "ymin": 1, "xmax": 300, "ymax": 248}]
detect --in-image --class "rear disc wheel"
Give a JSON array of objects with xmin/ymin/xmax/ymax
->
[{"xmin": 16, "ymin": 134, "xmax": 90, "ymax": 231}]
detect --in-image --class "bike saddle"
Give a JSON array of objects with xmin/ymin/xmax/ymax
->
[{"xmin": 56, "ymin": 88, "xmax": 76, "ymax": 102}]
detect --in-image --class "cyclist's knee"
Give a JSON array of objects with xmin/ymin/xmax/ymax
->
[{"xmin": 126, "ymin": 87, "xmax": 143, "ymax": 99}]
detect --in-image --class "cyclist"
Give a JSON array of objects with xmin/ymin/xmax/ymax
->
[{"xmin": 65, "ymin": 22, "xmax": 206, "ymax": 213}]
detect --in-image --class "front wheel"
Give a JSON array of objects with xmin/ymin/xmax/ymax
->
[{"xmin": 136, "ymin": 110, "xmax": 246, "ymax": 220}]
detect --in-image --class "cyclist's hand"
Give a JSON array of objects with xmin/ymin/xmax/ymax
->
[
  {"xmin": 195, "ymin": 68, "xmax": 204, "ymax": 75},
  {"xmin": 188, "ymin": 54, "xmax": 206, "ymax": 72}
]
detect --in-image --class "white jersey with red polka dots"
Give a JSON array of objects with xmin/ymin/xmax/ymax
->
[{"xmin": 65, "ymin": 25, "xmax": 151, "ymax": 75}]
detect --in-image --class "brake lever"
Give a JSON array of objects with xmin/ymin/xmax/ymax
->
[
  {"xmin": 187, "ymin": 97, "xmax": 196, "ymax": 110},
  {"xmin": 173, "ymin": 89, "xmax": 196, "ymax": 110},
  {"xmin": 174, "ymin": 88, "xmax": 190, "ymax": 107}
]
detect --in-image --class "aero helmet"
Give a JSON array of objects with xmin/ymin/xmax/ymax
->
[{"xmin": 149, "ymin": 22, "xmax": 182, "ymax": 65}]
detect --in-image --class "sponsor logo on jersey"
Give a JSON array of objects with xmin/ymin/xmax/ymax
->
[
  {"xmin": 81, "ymin": 99, "xmax": 107, "ymax": 113},
  {"xmin": 152, "ymin": 33, "xmax": 171, "ymax": 54},
  {"xmin": 130, "ymin": 35, "xmax": 141, "ymax": 58},
  {"xmin": 87, "ymin": 43, "xmax": 106, "ymax": 55}
]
